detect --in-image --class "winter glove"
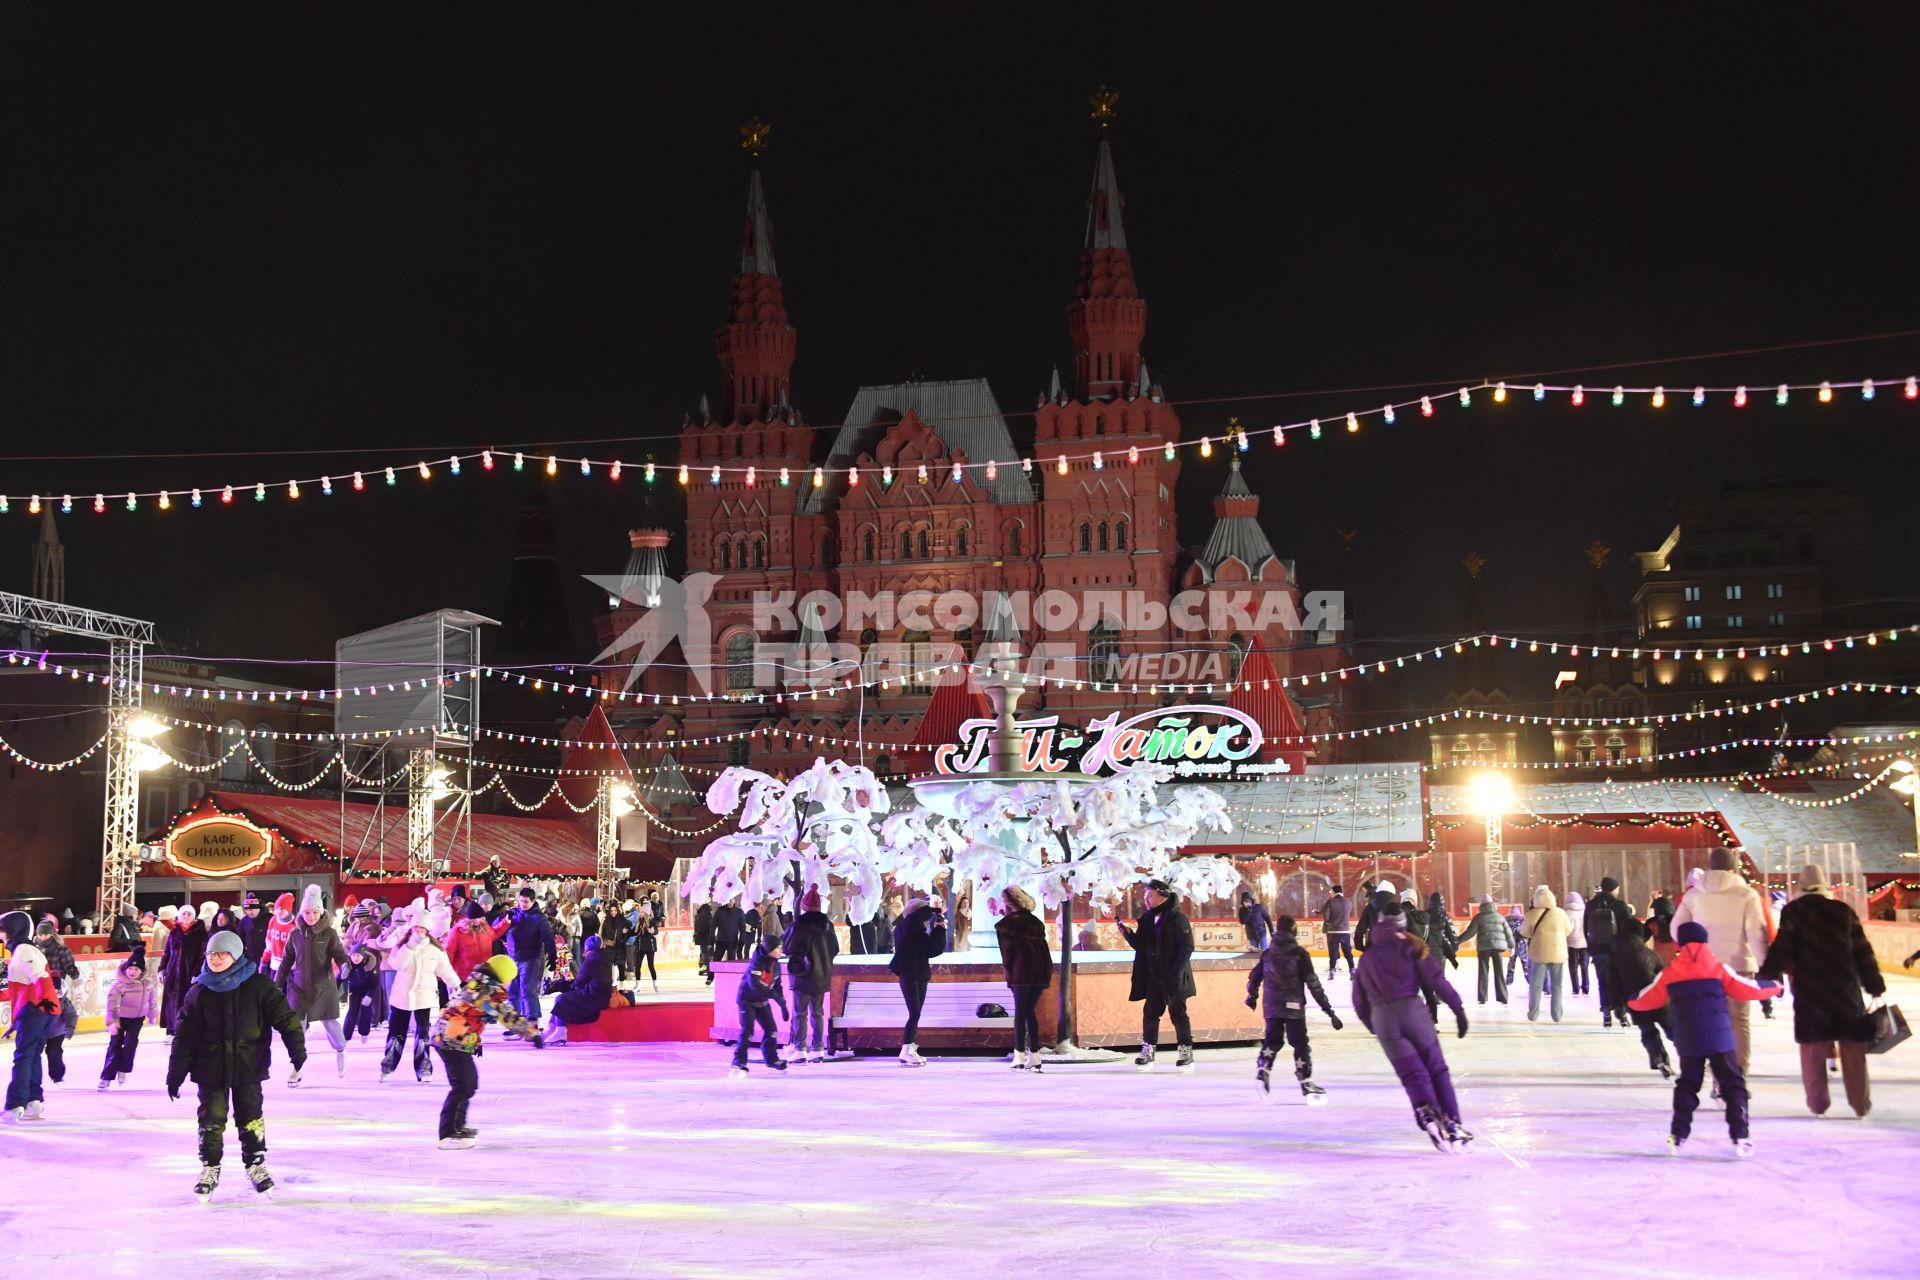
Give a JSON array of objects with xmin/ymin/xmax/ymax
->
[
  {"xmin": 1328, "ymin": 1013, "xmax": 1344, "ymax": 1031},
  {"xmin": 1244, "ymin": 995, "xmax": 1258, "ymax": 1010},
  {"xmin": 1454, "ymin": 1008, "xmax": 1469, "ymax": 1040},
  {"xmin": 1449, "ymin": 957, "xmax": 1460, "ymax": 970}
]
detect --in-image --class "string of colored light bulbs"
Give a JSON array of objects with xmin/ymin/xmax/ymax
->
[
  {"xmin": 9, "ymin": 618, "xmax": 1919, "ymax": 713},
  {"xmin": 3, "ymin": 374, "xmax": 1915, "ymax": 518}
]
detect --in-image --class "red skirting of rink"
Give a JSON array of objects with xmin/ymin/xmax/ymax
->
[{"xmin": 564, "ymin": 1001, "xmax": 713, "ymax": 1043}]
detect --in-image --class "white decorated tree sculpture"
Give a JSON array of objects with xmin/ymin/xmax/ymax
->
[
  {"xmin": 938, "ymin": 762, "xmax": 1237, "ymax": 1050},
  {"xmin": 682, "ymin": 757, "xmax": 893, "ymax": 922}
]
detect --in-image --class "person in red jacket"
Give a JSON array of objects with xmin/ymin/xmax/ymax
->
[
  {"xmin": 5, "ymin": 924, "xmax": 62, "ymax": 1123},
  {"xmin": 445, "ymin": 902, "xmax": 510, "ymax": 981},
  {"xmin": 1629, "ymin": 920, "xmax": 1782, "ymax": 1158}
]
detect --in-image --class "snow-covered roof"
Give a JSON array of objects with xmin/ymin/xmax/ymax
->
[
  {"xmin": 1185, "ymin": 764, "xmax": 1428, "ymax": 853},
  {"xmin": 802, "ymin": 378, "xmax": 1035, "ymax": 513}
]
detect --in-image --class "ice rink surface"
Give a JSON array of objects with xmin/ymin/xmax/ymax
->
[{"xmin": 7, "ymin": 967, "xmax": 1916, "ymax": 1280}]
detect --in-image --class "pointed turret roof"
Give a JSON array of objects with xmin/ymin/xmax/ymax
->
[
  {"xmin": 1228, "ymin": 643, "xmax": 1311, "ymax": 768},
  {"xmin": 620, "ymin": 529, "xmax": 670, "ymax": 609},
  {"xmin": 553, "ymin": 704, "xmax": 632, "ymax": 813},
  {"xmin": 912, "ymin": 670, "xmax": 994, "ymax": 750},
  {"xmin": 741, "ymin": 164, "xmax": 778, "ymax": 277},
  {"xmin": 1085, "ymin": 135, "xmax": 1128, "ymax": 252},
  {"xmin": 1194, "ymin": 455, "xmax": 1279, "ymax": 580}
]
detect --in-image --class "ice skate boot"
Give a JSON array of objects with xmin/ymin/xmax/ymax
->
[
  {"xmin": 1732, "ymin": 1138, "xmax": 1754, "ymax": 1159},
  {"xmin": 438, "ymin": 1133, "xmax": 476, "ymax": 1150},
  {"xmin": 2, "ymin": 1107, "xmax": 20, "ymax": 1124},
  {"xmin": 117, "ymin": 1072, "xmax": 129, "ymax": 1087},
  {"xmin": 1443, "ymin": 1119, "xmax": 1474, "ymax": 1151},
  {"xmin": 245, "ymin": 1162, "xmax": 274, "ymax": 1197},
  {"xmin": 336, "ymin": 1050, "xmax": 347, "ymax": 1078},
  {"xmin": 97, "ymin": 1077, "xmax": 112, "ymax": 1092},
  {"xmin": 1134, "ymin": 1043, "xmax": 1156, "ymax": 1071},
  {"xmin": 728, "ymin": 1066, "xmax": 749, "ymax": 1079},
  {"xmin": 286, "ymin": 1067, "xmax": 303, "ymax": 1088},
  {"xmin": 194, "ymin": 1164, "xmax": 220, "ymax": 1202},
  {"xmin": 1175, "ymin": 1045, "xmax": 1195, "ymax": 1074},
  {"xmin": 898, "ymin": 1044, "xmax": 925, "ymax": 1068},
  {"xmin": 1300, "ymin": 1080, "xmax": 1328, "ymax": 1105},
  {"xmin": 1009, "ymin": 1051, "xmax": 1026, "ymax": 1071},
  {"xmin": 806, "ymin": 1048, "xmax": 825, "ymax": 1064},
  {"xmin": 1254, "ymin": 1048, "xmax": 1273, "ymax": 1096},
  {"xmin": 1666, "ymin": 1134, "xmax": 1685, "ymax": 1155},
  {"xmin": 23, "ymin": 1100, "xmax": 43, "ymax": 1121},
  {"xmin": 1026, "ymin": 1050, "xmax": 1043, "ymax": 1073},
  {"xmin": 1414, "ymin": 1104, "xmax": 1450, "ymax": 1153},
  {"xmin": 766, "ymin": 1057, "xmax": 788, "ymax": 1072},
  {"xmin": 1656, "ymin": 1060, "xmax": 1676, "ymax": 1080}
]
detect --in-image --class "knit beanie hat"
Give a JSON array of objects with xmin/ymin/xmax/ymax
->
[
  {"xmin": 464, "ymin": 901, "xmax": 485, "ymax": 921},
  {"xmin": 482, "ymin": 955, "xmax": 517, "ymax": 985},
  {"xmin": 1599, "ymin": 876, "xmax": 1620, "ymax": 893},
  {"xmin": 1675, "ymin": 921, "xmax": 1708, "ymax": 947},
  {"xmin": 275, "ymin": 892, "xmax": 295, "ymax": 913},
  {"xmin": 1147, "ymin": 878, "xmax": 1173, "ymax": 895},
  {"xmin": 300, "ymin": 884, "xmax": 326, "ymax": 916},
  {"xmin": 206, "ymin": 930, "xmax": 245, "ymax": 960}
]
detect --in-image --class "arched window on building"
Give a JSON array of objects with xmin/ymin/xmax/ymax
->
[
  {"xmin": 751, "ymin": 537, "xmax": 765, "ymax": 569},
  {"xmin": 219, "ymin": 719, "xmax": 248, "ymax": 782},
  {"xmin": 954, "ymin": 524, "xmax": 969, "ymax": 557},
  {"xmin": 1007, "ymin": 522, "xmax": 1023, "ymax": 557},
  {"xmin": 1605, "ymin": 733, "xmax": 1627, "ymax": 763},
  {"xmin": 859, "ymin": 627, "xmax": 879, "ymax": 683},
  {"xmin": 727, "ymin": 735, "xmax": 751, "ymax": 765},
  {"xmin": 1575, "ymin": 732, "xmax": 1597, "ymax": 764},
  {"xmin": 1089, "ymin": 618, "xmax": 1120, "ymax": 683},
  {"xmin": 862, "ymin": 527, "xmax": 876, "ymax": 561},
  {"xmin": 917, "ymin": 527, "xmax": 930, "ymax": 559},
  {"xmin": 901, "ymin": 528, "xmax": 914, "ymax": 560},
  {"xmin": 1079, "ymin": 522, "xmax": 1091, "ymax": 554},
  {"xmin": 901, "ymin": 629, "xmax": 933, "ymax": 690},
  {"xmin": 1115, "ymin": 520, "xmax": 1128, "ymax": 552},
  {"xmin": 726, "ymin": 632, "xmax": 756, "ymax": 691},
  {"xmin": 718, "ymin": 538, "xmax": 732, "ymax": 571},
  {"xmin": 1097, "ymin": 521, "xmax": 1109, "ymax": 552}
]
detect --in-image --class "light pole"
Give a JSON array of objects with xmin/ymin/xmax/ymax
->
[
  {"xmin": 1888, "ymin": 758, "xmax": 1919, "ymax": 870},
  {"xmin": 1467, "ymin": 772, "xmax": 1518, "ymax": 905},
  {"xmin": 598, "ymin": 777, "xmax": 636, "ymax": 898}
]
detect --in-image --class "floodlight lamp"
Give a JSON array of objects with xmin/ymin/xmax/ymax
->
[{"xmin": 1466, "ymin": 772, "xmax": 1517, "ymax": 817}]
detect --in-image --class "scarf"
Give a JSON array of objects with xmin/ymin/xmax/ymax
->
[{"xmin": 195, "ymin": 956, "xmax": 258, "ymax": 993}]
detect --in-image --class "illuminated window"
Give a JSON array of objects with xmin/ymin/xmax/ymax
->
[
  {"xmin": 1726, "ymin": 584, "xmax": 1743, "ymax": 601},
  {"xmin": 1683, "ymin": 586, "xmax": 1701, "ymax": 602},
  {"xmin": 1685, "ymin": 615, "xmax": 1703, "ymax": 630},
  {"xmin": 1727, "ymin": 615, "xmax": 1743, "ymax": 628},
  {"xmin": 1765, "ymin": 583, "xmax": 1784, "ymax": 599},
  {"xmin": 1089, "ymin": 619, "xmax": 1121, "ymax": 682},
  {"xmin": 1768, "ymin": 612, "xmax": 1785, "ymax": 627},
  {"xmin": 726, "ymin": 632, "xmax": 756, "ymax": 690}
]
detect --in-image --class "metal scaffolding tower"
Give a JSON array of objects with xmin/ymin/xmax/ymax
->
[{"xmin": 0, "ymin": 591, "xmax": 155, "ymax": 918}]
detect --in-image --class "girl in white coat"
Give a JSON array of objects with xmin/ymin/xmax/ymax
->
[
  {"xmin": 381, "ymin": 912, "xmax": 460, "ymax": 1084},
  {"xmin": 1564, "ymin": 891, "xmax": 1590, "ymax": 996}
]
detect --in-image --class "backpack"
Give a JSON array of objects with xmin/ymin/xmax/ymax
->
[{"xmin": 1587, "ymin": 898, "xmax": 1617, "ymax": 948}]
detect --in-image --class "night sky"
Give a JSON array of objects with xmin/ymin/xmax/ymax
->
[{"xmin": 4, "ymin": 6, "xmax": 1917, "ymax": 693}]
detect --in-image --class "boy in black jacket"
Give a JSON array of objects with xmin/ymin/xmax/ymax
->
[
  {"xmin": 166, "ymin": 930, "xmax": 307, "ymax": 1201},
  {"xmin": 730, "ymin": 936, "xmax": 790, "ymax": 1078},
  {"xmin": 1245, "ymin": 915, "xmax": 1343, "ymax": 1102}
]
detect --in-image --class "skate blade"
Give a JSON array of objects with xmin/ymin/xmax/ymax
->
[{"xmin": 1304, "ymin": 1092, "xmax": 1329, "ymax": 1107}]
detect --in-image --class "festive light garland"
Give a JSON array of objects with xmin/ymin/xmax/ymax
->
[
  {"xmin": 4, "ymin": 374, "xmax": 1913, "ymax": 519},
  {"xmin": 9, "ymin": 615, "xmax": 1917, "ymax": 713},
  {"xmin": 0, "ymin": 729, "xmax": 109, "ymax": 772}
]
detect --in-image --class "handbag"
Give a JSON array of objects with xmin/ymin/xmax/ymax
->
[{"xmin": 1867, "ymin": 1002, "xmax": 1910, "ymax": 1055}]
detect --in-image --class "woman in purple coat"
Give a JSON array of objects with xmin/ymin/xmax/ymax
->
[{"xmin": 1352, "ymin": 897, "xmax": 1473, "ymax": 1153}]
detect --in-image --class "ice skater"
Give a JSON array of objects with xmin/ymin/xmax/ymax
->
[
  {"xmin": 1320, "ymin": 886, "xmax": 1354, "ymax": 977},
  {"xmin": 383, "ymin": 908, "xmax": 460, "ymax": 1083},
  {"xmin": 1123, "ymin": 880, "xmax": 1198, "ymax": 1073},
  {"xmin": 99, "ymin": 955, "xmax": 158, "ymax": 1090},
  {"xmin": 994, "ymin": 886, "xmax": 1053, "ymax": 1071},
  {"xmin": 1453, "ymin": 896, "xmax": 1511, "ymax": 1005},
  {"xmin": 1244, "ymin": 914, "xmax": 1342, "ymax": 1103},
  {"xmin": 1608, "ymin": 916, "xmax": 1676, "ymax": 1078},
  {"xmin": 429, "ymin": 954, "xmax": 542, "ymax": 1149},
  {"xmin": 889, "ymin": 893, "xmax": 947, "ymax": 1067},
  {"xmin": 166, "ymin": 930, "xmax": 306, "ymax": 1200},
  {"xmin": 276, "ymin": 885, "xmax": 351, "ymax": 1081},
  {"xmin": 1351, "ymin": 897, "xmax": 1473, "ymax": 1152},
  {"xmin": 5, "ymin": 912, "xmax": 60, "ymax": 1123},
  {"xmin": 784, "ymin": 887, "xmax": 839, "ymax": 1064},
  {"xmin": 730, "ymin": 933, "xmax": 789, "ymax": 1078},
  {"xmin": 1628, "ymin": 920, "xmax": 1782, "ymax": 1158}
]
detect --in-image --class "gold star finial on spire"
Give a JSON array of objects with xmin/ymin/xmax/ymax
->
[
  {"xmin": 1585, "ymin": 540, "xmax": 1612, "ymax": 570},
  {"xmin": 1462, "ymin": 552, "xmax": 1487, "ymax": 579},
  {"xmin": 739, "ymin": 116, "xmax": 772, "ymax": 159},
  {"xmin": 1087, "ymin": 85, "xmax": 1120, "ymax": 129}
]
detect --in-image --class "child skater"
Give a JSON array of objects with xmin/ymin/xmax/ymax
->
[
  {"xmin": 165, "ymin": 931, "xmax": 306, "ymax": 1200},
  {"xmin": 429, "ymin": 954, "xmax": 542, "ymax": 1149},
  {"xmin": 1244, "ymin": 913, "xmax": 1343, "ymax": 1103},
  {"xmin": 5, "ymin": 923, "xmax": 60, "ymax": 1123},
  {"xmin": 1352, "ymin": 897, "xmax": 1474, "ymax": 1152},
  {"xmin": 1628, "ymin": 920, "xmax": 1782, "ymax": 1158},
  {"xmin": 730, "ymin": 933, "xmax": 789, "ymax": 1078},
  {"xmin": 99, "ymin": 955, "xmax": 159, "ymax": 1089}
]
